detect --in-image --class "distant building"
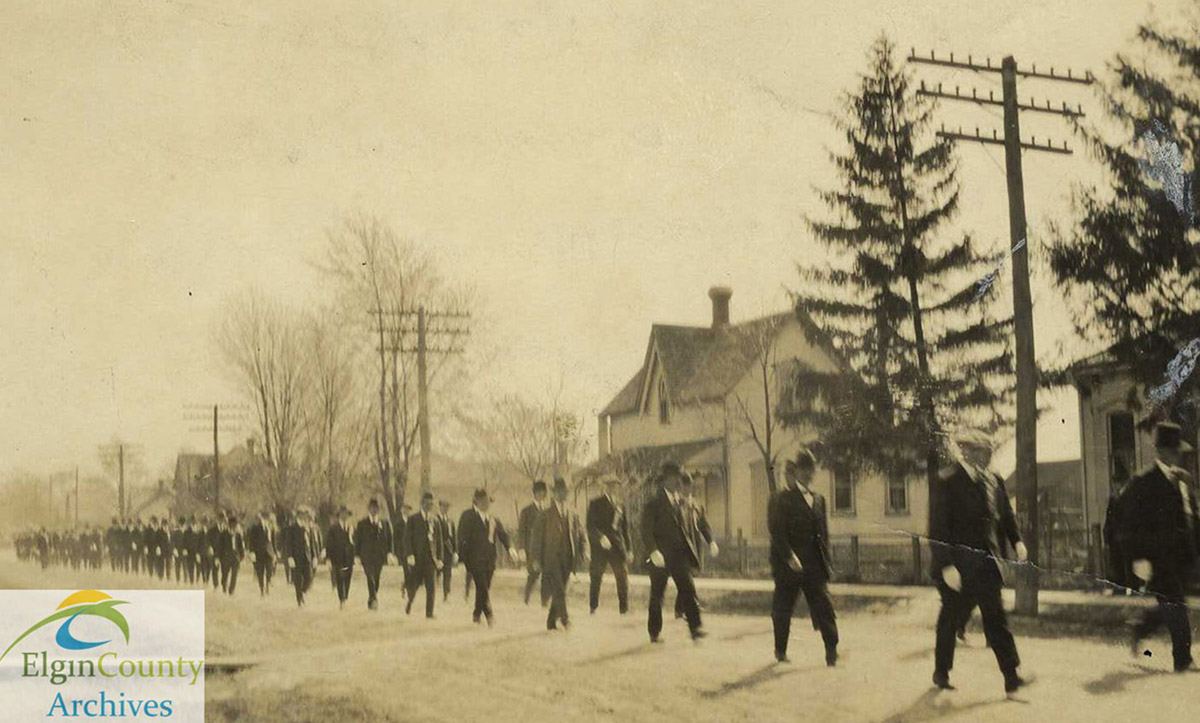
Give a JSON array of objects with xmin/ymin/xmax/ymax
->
[{"xmin": 592, "ymin": 287, "xmax": 925, "ymax": 545}]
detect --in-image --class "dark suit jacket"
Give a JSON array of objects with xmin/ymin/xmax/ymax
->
[
  {"xmin": 1117, "ymin": 463, "xmax": 1200, "ymax": 575},
  {"xmin": 457, "ymin": 508, "xmax": 511, "ymax": 572},
  {"xmin": 439, "ymin": 514, "xmax": 457, "ymax": 560},
  {"xmin": 325, "ymin": 523, "xmax": 355, "ymax": 569},
  {"xmin": 282, "ymin": 522, "xmax": 315, "ymax": 567},
  {"xmin": 247, "ymin": 521, "xmax": 275, "ymax": 560},
  {"xmin": 217, "ymin": 527, "xmax": 245, "ymax": 565},
  {"xmin": 768, "ymin": 485, "xmax": 832, "ymax": 581},
  {"xmin": 404, "ymin": 512, "xmax": 444, "ymax": 570},
  {"xmin": 354, "ymin": 516, "xmax": 393, "ymax": 567},
  {"xmin": 587, "ymin": 495, "xmax": 631, "ymax": 557},
  {"xmin": 640, "ymin": 489, "xmax": 699, "ymax": 568},
  {"xmin": 532, "ymin": 502, "xmax": 579, "ymax": 577},
  {"xmin": 928, "ymin": 462, "xmax": 1020, "ymax": 579}
]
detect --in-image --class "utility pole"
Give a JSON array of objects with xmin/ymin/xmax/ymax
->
[
  {"xmin": 910, "ymin": 49, "xmax": 1093, "ymax": 616},
  {"xmin": 371, "ymin": 306, "xmax": 470, "ymax": 497},
  {"xmin": 48, "ymin": 476, "xmax": 54, "ymax": 523},
  {"xmin": 98, "ymin": 441, "xmax": 144, "ymax": 522},
  {"xmin": 184, "ymin": 404, "xmax": 248, "ymax": 512},
  {"xmin": 74, "ymin": 466, "xmax": 79, "ymax": 527}
]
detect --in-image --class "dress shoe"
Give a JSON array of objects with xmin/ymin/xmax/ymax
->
[
  {"xmin": 775, "ymin": 652, "xmax": 790, "ymax": 663},
  {"xmin": 690, "ymin": 628, "xmax": 708, "ymax": 642},
  {"xmin": 1004, "ymin": 672, "xmax": 1034, "ymax": 695},
  {"xmin": 932, "ymin": 671, "xmax": 954, "ymax": 690},
  {"xmin": 1175, "ymin": 658, "xmax": 1198, "ymax": 673},
  {"xmin": 650, "ymin": 635, "xmax": 663, "ymax": 643},
  {"xmin": 825, "ymin": 649, "xmax": 838, "ymax": 667}
]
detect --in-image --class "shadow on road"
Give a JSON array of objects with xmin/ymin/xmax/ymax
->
[
  {"xmin": 473, "ymin": 630, "xmax": 554, "ymax": 648},
  {"xmin": 577, "ymin": 643, "xmax": 663, "ymax": 666},
  {"xmin": 876, "ymin": 688, "xmax": 1010, "ymax": 723},
  {"xmin": 897, "ymin": 646, "xmax": 934, "ymax": 662},
  {"xmin": 698, "ymin": 662, "xmax": 816, "ymax": 699},
  {"xmin": 1082, "ymin": 663, "xmax": 1169, "ymax": 695}
]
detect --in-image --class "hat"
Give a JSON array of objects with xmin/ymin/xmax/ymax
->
[
  {"xmin": 1154, "ymin": 422, "xmax": 1194, "ymax": 452},
  {"xmin": 368, "ymin": 498, "xmax": 380, "ymax": 509},
  {"xmin": 679, "ymin": 470, "xmax": 695, "ymax": 486},
  {"xmin": 438, "ymin": 499, "xmax": 451, "ymax": 508},
  {"xmin": 532, "ymin": 480, "xmax": 547, "ymax": 494},
  {"xmin": 422, "ymin": 491, "xmax": 435, "ymax": 502},
  {"xmin": 552, "ymin": 477, "xmax": 569, "ymax": 493},
  {"xmin": 337, "ymin": 505, "xmax": 352, "ymax": 517},
  {"xmin": 787, "ymin": 448, "xmax": 817, "ymax": 473},
  {"xmin": 658, "ymin": 461, "xmax": 682, "ymax": 481},
  {"xmin": 473, "ymin": 487, "xmax": 489, "ymax": 501}
]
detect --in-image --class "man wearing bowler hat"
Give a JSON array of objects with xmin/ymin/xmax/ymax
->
[
  {"xmin": 1119, "ymin": 421, "xmax": 1200, "ymax": 672},
  {"xmin": 642, "ymin": 461, "xmax": 706, "ymax": 643},
  {"xmin": 518, "ymin": 480, "xmax": 550, "ymax": 606},
  {"xmin": 532, "ymin": 477, "xmax": 585, "ymax": 630},
  {"xmin": 769, "ymin": 449, "xmax": 838, "ymax": 666}
]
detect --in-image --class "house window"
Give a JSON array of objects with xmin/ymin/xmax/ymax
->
[
  {"xmin": 832, "ymin": 468, "xmax": 855, "ymax": 515},
  {"xmin": 886, "ymin": 476, "xmax": 909, "ymax": 515},
  {"xmin": 658, "ymin": 378, "xmax": 670, "ymax": 423},
  {"xmin": 1108, "ymin": 412, "xmax": 1137, "ymax": 491}
]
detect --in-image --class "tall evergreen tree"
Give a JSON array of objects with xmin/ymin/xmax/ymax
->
[
  {"xmin": 1049, "ymin": 7, "xmax": 1200, "ymax": 429},
  {"xmin": 782, "ymin": 35, "xmax": 1013, "ymax": 492}
]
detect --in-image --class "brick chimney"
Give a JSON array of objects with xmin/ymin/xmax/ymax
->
[{"xmin": 708, "ymin": 286, "xmax": 732, "ymax": 328}]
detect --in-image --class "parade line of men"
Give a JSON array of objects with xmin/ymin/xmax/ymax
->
[{"xmin": 14, "ymin": 422, "xmax": 1200, "ymax": 697}]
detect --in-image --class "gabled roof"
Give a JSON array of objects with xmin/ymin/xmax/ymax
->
[{"xmin": 601, "ymin": 312, "xmax": 795, "ymax": 416}]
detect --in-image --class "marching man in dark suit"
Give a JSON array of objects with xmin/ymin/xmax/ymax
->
[
  {"xmin": 768, "ymin": 450, "xmax": 837, "ymax": 666},
  {"xmin": 929, "ymin": 431, "xmax": 1031, "ymax": 696},
  {"xmin": 355, "ymin": 498, "xmax": 395, "ymax": 610},
  {"xmin": 532, "ymin": 478, "xmax": 585, "ymax": 630},
  {"xmin": 217, "ymin": 512, "xmax": 246, "ymax": 595},
  {"xmin": 1119, "ymin": 422, "xmax": 1200, "ymax": 672},
  {"xmin": 438, "ymin": 500, "xmax": 458, "ymax": 602},
  {"xmin": 518, "ymin": 481, "xmax": 549, "ymax": 606},
  {"xmin": 642, "ymin": 462, "xmax": 706, "ymax": 643},
  {"xmin": 247, "ymin": 509, "xmax": 276, "ymax": 597},
  {"xmin": 283, "ymin": 507, "xmax": 317, "ymax": 607},
  {"xmin": 458, "ymin": 488, "xmax": 517, "ymax": 626},
  {"xmin": 587, "ymin": 475, "xmax": 633, "ymax": 614},
  {"xmin": 325, "ymin": 506, "xmax": 356, "ymax": 608},
  {"xmin": 405, "ymin": 492, "xmax": 445, "ymax": 618},
  {"xmin": 676, "ymin": 471, "xmax": 719, "ymax": 620}
]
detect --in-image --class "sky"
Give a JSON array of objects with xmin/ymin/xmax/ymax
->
[{"xmin": 1, "ymin": 0, "xmax": 1181, "ymax": 481}]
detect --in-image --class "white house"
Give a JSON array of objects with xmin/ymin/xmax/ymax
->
[{"xmin": 593, "ymin": 287, "xmax": 927, "ymax": 546}]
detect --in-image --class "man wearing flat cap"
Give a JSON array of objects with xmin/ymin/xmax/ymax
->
[
  {"xmin": 587, "ymin": 475, "xmax": 632, "ymax": 614},
  {"xmin": 642, "ymin": 461, "xmax": 706, "ymax": 642},
  {"xmin": 518, "ymin": 480, "xmax": 550, "ymax": 606},
  {"xmin": 1117, "ymin": 421, "xmax": 1200, "ymax": 672},
  {"xmin": 768, "ymin": 449, "xmax": 838, "ymax": 666},
  {"xmin": 928, "ymin": 430, "xmax": 1030, "ymax": 696}
]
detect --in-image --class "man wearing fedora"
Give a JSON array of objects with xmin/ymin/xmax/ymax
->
[
  {"xmin": 929, "ymin": 430, "xmax": 1031, "ymax": 696},
  {"xmin": 458, "ymin": 488, "xmax": 518, "ymax": 626},
  {"xmin": 1118, "ymin": 421, "xmax": 1200, "ymax": 672},
  {"xmin": 355, "ymin": 498, "xmax": 395, "ymax": 610},
  {"xmin": 642, "ymin": 461, "xmax": 706, "ymax": 643},
  {"xmin": 768, "ymin": 449, "xmax": 838, "ymax": 666},
  {"xmin": 532, "ymin": 477, "xmax": 584, "ymax": 630},
  {"xmin": 326, "ymin": 506, "xmax": 356, "ymax": 609},
  {"xmin": 405, "ymin": 491, "xmax": 445, "ymax": 618},
  {"xmin": 518, "ymin": 480, "xmax": 550, "ymax": 606},
  {"xmin": 587, "ymin": 474, "xmax": 632, "ymax": 614}
]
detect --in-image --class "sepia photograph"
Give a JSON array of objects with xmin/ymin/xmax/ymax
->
[{"xmin": 2, "ymin": 1, "xmax": 1199, "ymax": 721}]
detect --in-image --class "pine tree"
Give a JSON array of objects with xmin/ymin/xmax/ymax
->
[
  {"xmin": 1049, "ymin": 8, "xmax": 1200, "ymax": 428},
  {"xmin": 783, "ymin": 35, "xmax": 1013, "ymax": 491}
]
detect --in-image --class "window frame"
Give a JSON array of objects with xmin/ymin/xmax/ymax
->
[
  {"xmin": 831, "ymin": 467, "xmax": 856, "ymax": 516},
  {"xmin": 885, "ymin": 475, "xmax": 910, "ymax": 516}
]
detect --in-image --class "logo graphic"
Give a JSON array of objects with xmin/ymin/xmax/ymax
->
[{"xmin": 0, "ymin": 590, "xmax": 130, "ymax": 662}]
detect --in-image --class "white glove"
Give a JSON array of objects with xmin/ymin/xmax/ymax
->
[
  {"xmin": 452, "ymin": 553, "xmax": 458, "ymax": 565},
  {"xmin": 1132, "ymin": 559, "xmax": 1153, "ymax": 583},
  {"xmin": 709, "ymin": 541, "xmax": 720, "ymax": 558},
  {"xmin": 406, "ymin": 555, "xmax": 416, "ymax": 566},
  {"xmin": 131, "ymin": 543, "xmax": 137, "ymax": 550},
  {"xmin": 155, "ymin": 547, "xmax": 161, "ymax": 555},
  {"xmin": 387, "ymin": 553, "xmax": 398, "ymax": 565},
  {"xmin": 1015, "ymin": 541, "xmax": 1028, "ymax": 563},
  {"xmin": 249, "ymin": 552, "xmax": 257, "ymax": 564},
  {"xmin": 942, "ymin": 565, "xmax": 962, "ymax": 592},
  {"xmin": 518, "ymin": 549, "xmax": 527, "ymax": 563},
  {"xmin": 287, "ymin": 556, "xmax": 295, "ymax": 568},
  {"xmin": 600, "ymin": 536, "xmax": 612, "ymax": 551},
  {"xmin": 649, "ymin": 550, "xmax": 666, "ymax": 568},
  {"xmin": 507, "ymin": 547, "xmax": 519, "ymax": 562},
  {"xmin": 787, "ymin": 554, "xmax": 803, "ymax": 572}
]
